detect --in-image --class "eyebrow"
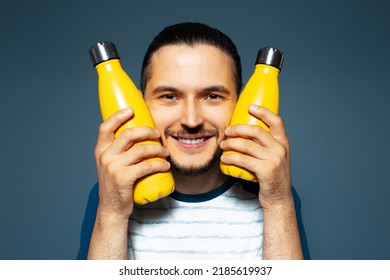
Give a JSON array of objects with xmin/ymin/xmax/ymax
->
[
  {"xmin": 152, "ymin": 86, "xmax": 179, "ymax": 94},
  {"xmin": 151, "ymin": 85, "xmax": 231, "ymax": 95},
  {"xmin": 202, "ymin": 85, "xmax": 231, "ymax": 94}
]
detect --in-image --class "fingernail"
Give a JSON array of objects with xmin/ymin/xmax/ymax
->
[
  {"xmin": 225, "ymin": 126, "xmax": 231, "ymax": 134},
  {"xmin": 220, "ymin": 140, "xmax": 225, "ymax": 148},
  {"xmin": 249, "ymin": 104, "xmax": 260, "ymax": 111},
  {"xmin": 123, "ymin": 107, "xmax": 133, "ymax": 114}
]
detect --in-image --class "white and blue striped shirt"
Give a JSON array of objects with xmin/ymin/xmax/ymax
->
[
  {"xmin": 77, "ymin": 178, "xmax": 310, "ymax": 259},
  {"xmin": 128, "ymin": 178, "xmax": 263, "ymax": 259}
]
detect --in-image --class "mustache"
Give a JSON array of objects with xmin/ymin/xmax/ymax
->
[{"xmin": 165, "ymin": 127, "xmax": 219, "ymax": 138}]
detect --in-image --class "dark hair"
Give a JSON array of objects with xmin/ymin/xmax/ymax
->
[{"xmin": 140, "ymin": 22, "xmax": 242, "ymax": 94}]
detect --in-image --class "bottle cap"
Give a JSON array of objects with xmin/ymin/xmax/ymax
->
[
  {"xmin": 89, "ymin": 41, "xmax": 120, "ymax": 67},
  {"xmin": 255, "ymin": 47, "xmax": 284, "ymax": 71}
]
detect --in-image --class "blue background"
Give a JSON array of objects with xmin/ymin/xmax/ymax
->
[{"xmin": 0, "ymin": 0, "xmax": 389, "ymax": 259}]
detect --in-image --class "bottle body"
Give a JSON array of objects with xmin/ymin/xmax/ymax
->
[
  {"xmin": 220, "ymin": 64, "xmax": 280, "ymax": 182},
  {"xmin": 96, "ymin": 59, "xmax": 174, "ymax": 204}
]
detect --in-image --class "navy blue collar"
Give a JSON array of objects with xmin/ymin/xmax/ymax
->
[{"xmin": 169, "ymin": 177, "xmax": 236, "ymax": 203}]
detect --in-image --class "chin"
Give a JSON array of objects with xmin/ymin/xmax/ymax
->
[{"xmin": 168, "ymin": 150, "xmax": 222, "ymax": 177}]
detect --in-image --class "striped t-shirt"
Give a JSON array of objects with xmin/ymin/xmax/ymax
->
[
  {"xmin": 127, "ymin": 177, "xmax": 263, "ymax": 259},
  {"xmin": 76, "ymin": 178, "xmax": 311, "ymax": 259}
]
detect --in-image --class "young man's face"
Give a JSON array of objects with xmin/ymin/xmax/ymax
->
[{"xmin": 144, "ymin": 44, "xmax": 237, "ymax": 176}]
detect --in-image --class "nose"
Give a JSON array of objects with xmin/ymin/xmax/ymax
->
[{"xmin": 180, "ymin": 97, "xmax": 204, "ymax": 128}]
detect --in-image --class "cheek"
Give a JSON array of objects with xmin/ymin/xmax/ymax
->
[
  {"xmin": 204, "ymin": 105, "xmax": 235, "ymax": 133},
  {"xmin": 149, "ymin": 108, "xmax": 177, "ymax": 142}
]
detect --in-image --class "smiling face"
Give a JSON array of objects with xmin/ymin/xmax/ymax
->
[{"xmin": 143, "ymin": 44, "xmax": 237, "ymax": 176}]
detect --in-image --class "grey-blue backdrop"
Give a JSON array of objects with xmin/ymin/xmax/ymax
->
[{"xmin": 0, "ymin": 0, "xmax": 389, "ymax": 260}]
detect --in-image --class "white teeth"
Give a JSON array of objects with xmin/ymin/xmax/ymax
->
[{"xmin": 178, "ymin": 138, "xmax": 205, "ymax": 144}]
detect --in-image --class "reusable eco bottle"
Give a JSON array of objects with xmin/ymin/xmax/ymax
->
[
  {"xmin": 89, "ymin": 41, "xmax": 174, "ymax": 205},
  {"xmin": 220, "ymin": 47, "xmax": 284, "ymax": 182}
]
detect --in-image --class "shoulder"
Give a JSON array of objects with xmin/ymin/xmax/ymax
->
[{"xmin": 76, "ymin": 183, "xmax": 99, "ymax": 260}]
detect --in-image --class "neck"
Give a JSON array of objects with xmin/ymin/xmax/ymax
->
[{"xmin": 172, "ymin": 162, "xmax": 229, "ymax": 195}]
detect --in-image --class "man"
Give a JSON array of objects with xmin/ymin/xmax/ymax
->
[{"xmin": 77, "ymin": 22, "xmax": 310, "ymax": 260}]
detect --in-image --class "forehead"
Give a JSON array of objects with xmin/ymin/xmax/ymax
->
[
  {"xmin": 150, "ymin": 43, "xmax": 232, "ymax": 63},
  {"xmin": 146, "ymin": 44, "xmax": 235, "ymax": 90}
]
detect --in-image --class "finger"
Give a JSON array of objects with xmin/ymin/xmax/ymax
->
[
  {"xmin": 220, "ymin": 151, "xmax": 266, "ymax": 175},
  {"xmin": 223, "ymin": 124, "xmax": 289, "ymax": 167},
  {"xmin": 221, "ymin": 147, "xmax": 289, "ymax": 185},
  {"xmin": 117, "ymin": 142, "xmax": 170, "ymax": 166},
  {"xmin": 133, "ymin": 159, "xmax": 171, "ymax": 181},
  {"xmin": 224, "ymin": 123, "xmax": 276, "ymax": 149},
  {"xmin": 115, "ymin": 160, "xmax": 171, "ymax": 187},
  {"xmin": 96, "ymin": 108, "xmax": 134, "ymax": 150},
  {"xmin": 248, "ymin": 105, "xmax": 288, "ymax": 145},
  {"xmin": 220, "ymin": 137, "xmax": 269, "ymax": 160},
  {"xmin": 109, "ymin": 126, "xmax": 161, "ymax": 155}
]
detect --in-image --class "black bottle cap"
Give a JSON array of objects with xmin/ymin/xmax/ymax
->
[
  {"xmin": 255, "ymin": 47, "xmax": 284, "ymax": 71},
  {"xmin": 89, "ymin": 41, "xmax": 120, "ymax": 67}
]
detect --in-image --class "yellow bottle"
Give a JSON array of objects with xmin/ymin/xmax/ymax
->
[
  {"xmin": 220, "ymin": 47, "xmax": 284, "ymax": 182},
  {"xmin": 89, "ymin": 41, "xmax": 174, "ymax": 204}
]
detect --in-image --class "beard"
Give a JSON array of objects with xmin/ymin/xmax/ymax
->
[
  {"xmin": 168, "ymin": 146, "xmax": 223, "ymax": 176},
  {"xmin": 165, "ymin": 126, "xmax": 222, "ymax": 176}
]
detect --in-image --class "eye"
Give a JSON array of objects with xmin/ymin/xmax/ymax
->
[
  {"xmin": 157, "ymin": 93, "xmax": 180, "ymax": 105},
  {"xmin": 206, "ymin": 93, "xmax": 223, "ymax": 100},
  {"xmin": 161, "ymin": 94, "xmax": 177, "ymax": 100}
]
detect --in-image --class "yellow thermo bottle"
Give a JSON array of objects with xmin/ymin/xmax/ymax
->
[
  {"xmin": 220, "ymin": 47, "xmax": 284, "ymax": 182},
  {"xmin": 89, "ymin": 41, "xmax": 174, "ymax": 204}
]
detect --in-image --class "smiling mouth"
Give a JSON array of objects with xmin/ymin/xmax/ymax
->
[
  {"xmin": 173, "ymin": 136, "xmax": 211, "ymax": 145},
  {"xmin": 171, "ymin": 135, "xmax": 212, "ymax": 145},
  {"xmin": 166, "ymin": 128, "xmax": 218, "ymax": 147}
]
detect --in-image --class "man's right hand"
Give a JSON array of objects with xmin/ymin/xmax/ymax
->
[
  {"xmin": 88, "ymin": 108, "xmax": 170, "ymax": 259},
  {"xmin": 94, "ymin": 107, "xmax": 171, "ymax": 219}
]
